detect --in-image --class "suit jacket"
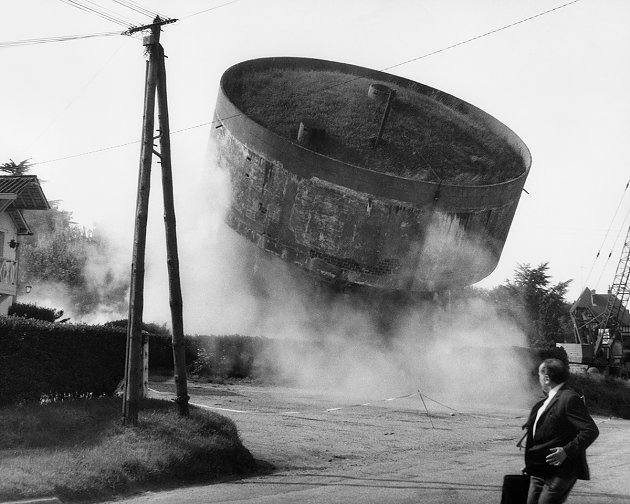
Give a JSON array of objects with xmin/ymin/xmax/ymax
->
[{"xmin": 524, "ymin": 385, "xmax": 599, "ymax": 480}]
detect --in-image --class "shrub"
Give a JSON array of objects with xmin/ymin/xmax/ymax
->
[
  {"xmin": 513, "ymin": 346, "xmax": 569, "ymax": 380},
  {"xmin": 104, "ymin": 320, "xmax": 198, "ymax": 374},
  {"xmin": 0, "ymin": 316, "xmax": 126, "ymax": 405},
  {"xmin": 568, "ymin": 374, "xmax": 630, "ymax": 419},
  {"xmin": 533, "ymin": 346, "xmax": 569, "ymax": 364},
  {"xmin": 105, "ymin": 319, "xmax": 170, "ymax": 337},
  {"xmin": 8, "ymin": 302, "xmax": 66, "ymax": 323}
]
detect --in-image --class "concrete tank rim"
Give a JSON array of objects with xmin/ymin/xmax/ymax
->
[{"xmin": 217, "ymin": 56, "xmax": 532, "ymax": 189}]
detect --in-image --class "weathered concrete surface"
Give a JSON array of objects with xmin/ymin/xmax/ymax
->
[{"xmin": 103, "ymin": 382, "xmax": 630, "ymax": 504}]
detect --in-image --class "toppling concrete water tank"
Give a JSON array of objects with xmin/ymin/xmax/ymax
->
[{"xmin": 211, "ymin": 57, "xmax": 531, "ymax": 292}]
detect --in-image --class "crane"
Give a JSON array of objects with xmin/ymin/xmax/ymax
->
[{"xmin": 563, "ymin": 223, "xmax": 630, "ymax": 377}]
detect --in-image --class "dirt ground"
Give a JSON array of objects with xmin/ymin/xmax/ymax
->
[{"xmin": 106, "ymin": 381, "xmax": 630, "ymax": 504}]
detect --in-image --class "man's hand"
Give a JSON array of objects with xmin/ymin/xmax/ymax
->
[{"xmin": 546, "ymin": 447, "xmax": 567, "ymax": 466}]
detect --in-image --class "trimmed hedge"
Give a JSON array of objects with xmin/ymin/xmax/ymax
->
[
  {"xmin": 0, "ymin": 317, "xmax": 271, "ymax": 405},
  {"xmin": 144, "ymin": 332, "xmax": 198, "ymax": 373},
  {"xmin": 8, "ymin": 303, "xmax": 65, "ymax": 323},
  {"xmin": 3, "ymin": 319, "xmax": 628, "ymax": 420},
  {"xmin": 104, "ymin": 320, "xmax": 199, "ymax": 373},
  {"xmin": 0, "ymin": 317, "xmax": 126, "ymax": 405}
]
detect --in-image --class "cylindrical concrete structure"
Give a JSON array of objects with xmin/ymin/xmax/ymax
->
[{"xmin": 211, "ymin": 57, "xmax": 531, "ymax": 292}]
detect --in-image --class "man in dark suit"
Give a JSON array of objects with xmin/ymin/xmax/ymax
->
[{"xmin": 524, "ymin": 358, "xmax": 599, "ymax": 503}]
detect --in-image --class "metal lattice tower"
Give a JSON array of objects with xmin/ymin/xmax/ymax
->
[{"xmin": 601, "ymin": 224, "xmax": 630, "ymax": 333}]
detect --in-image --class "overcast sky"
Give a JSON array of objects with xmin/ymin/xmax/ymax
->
[{"xmin": 2, "ymin": 0, "xmax": 629, "ymax": 317}]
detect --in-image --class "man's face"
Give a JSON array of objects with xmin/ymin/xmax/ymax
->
[{"xmin": 538, "ymin": 364, "xmax": 550, "ymax": 393}]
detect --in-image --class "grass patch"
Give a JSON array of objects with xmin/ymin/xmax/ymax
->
[
  {"xmin": 227, "ymin": 67, "xmax": 524, "ymax": 184},
  {"xmin": 0, "ymin": 397, "xmax": 257, "ymax": 503}
]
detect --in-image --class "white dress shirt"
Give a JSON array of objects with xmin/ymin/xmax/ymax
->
[{"xmin": 533, "ymin": 383, "xmax": 564, "ymax": 437}]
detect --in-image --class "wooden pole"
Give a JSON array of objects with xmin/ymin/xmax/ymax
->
[
  {"xmin": 155, "ymin": 42, "xmax": 190, "ymax": 417},
  {"xmin": 122, "ymin": 20, "xmax": 161, "ymax": 426}
]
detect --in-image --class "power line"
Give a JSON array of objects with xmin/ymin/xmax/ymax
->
[
  {"xmin": 0, "ymin": 8, "xmax": 175, "ymax": 49},
  {"xmin": 58, "ymin": 0, "xmax": 136, "ymax": 28},
  {"xmin": 34, "ymin": 140, "xmax": 141, "ymax": 165},
  {"xmin": 315, "ymin": 0, "xmax": 583, "ymax": 95},
  {"xmin": 179, "ymin": 0, "xmax": 243, "ymax": 20},
  {"xmin": 593, "ymin": 202, "xmax": 630, "ymax": 291},
  {"xmin": 582, "ymin": 180, "xmax": 630, "ymax": 291},
  {"xmin": 110, "ymin": 0, "xmax": 167, "ymax": 19},
  {"xmin": 607, "ymin": 202, "xmax": 630, "ymax": 261},
  {"xmin": 57, "ymin": 0, "xmax": 175, "ymax": 34},
  {"xmin": 30, "ymin": 0, "xmax": 583, "ymax": 165},
  {"xmin": 0, "ymin": 31, "xmax": 121, "ymax": 48},
  {"xmin": 34, "ymin": 120, "xmax": 217, "ymax": 166},
  {"xmin": 382, "ymin": 0, "xmax": 583, "ymax": 73},
  {"xmin": 27, "ymin": 42, "xmax": 127, "ymax": 151}
]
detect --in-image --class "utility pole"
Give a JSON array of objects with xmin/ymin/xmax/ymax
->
[
  {"xmin": 122, "ymin": 15, "xmax": 187, "ymax": 425},
  {"xmin": 155, "ymin": 42, "xmax": 189, "ymax": 417}
]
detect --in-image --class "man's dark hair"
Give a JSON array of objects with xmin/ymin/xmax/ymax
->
[{"xmin": 540, "ymin": 358, "xmax": 570, "ymax": 384}]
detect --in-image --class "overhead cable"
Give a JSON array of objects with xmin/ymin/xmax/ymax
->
[
  {"xmin": 0, "ymin": 31, "xmax": 121, "ymax": 48},
  {"xmin": 35, "ymin": 140, "xmax": 141, "ymax": 165},
  {"xmin": 583, "ymin": 179, "xmax": 630, "ymax": 291},
  {"xmin": 593, "ymin": 204, "xmax": 630, "ymax": 291},
  {"xmin": 34, "ymin": 120, "xmax": 216, "ymax": 166},
  {"xmin": 58, "ymin": 0, "xmax": 135, "ymax": 28},
  {"xmin": 179, "ymin": 0, "xmax": 243, "ymax": 20},
  {"xmin": 382, "ymin": 0, "xmax": 582, "ymax": 72},
  {"xmin": 27, "ymin": 42, "xmax": 127, "ymax": 151},
  {"xmin": 110, "ymin": 0, "xmax": 167, "ymax": 19},
  {"xmin": 316, "ymin": 0, "xmax": 583, "ymax": 95},
  {"xmin": 607, "ymin": 203, "xmax": 630, "ymax": 260},
  {"xmin": 32, "ymin": 0, "xmax": 583, "ymax": 164}
]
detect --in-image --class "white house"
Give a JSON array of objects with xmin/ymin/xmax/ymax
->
[{"xmin": 0, "ymin": 175, "xmax": 50, "ymax": 315}]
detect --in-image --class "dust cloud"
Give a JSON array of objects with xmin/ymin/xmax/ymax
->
[
  {"xmin": 24, "ymin": 138, "xmax": 534, "ymax": 411},
  {"xmin": 18, "ymin": 227, "xmax": 130, "ymax": 324},
  {"xmin": 253, "ymin": 288, "xmax": 536, "ymax": 410},
  {"xmin": 139, "ymin": 141, "xmax": 535, "ymax": 411}
]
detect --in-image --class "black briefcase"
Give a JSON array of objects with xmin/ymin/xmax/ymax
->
[{"xmin": 501, "ymin": 474, "xmax": 530, "ymax": 504}]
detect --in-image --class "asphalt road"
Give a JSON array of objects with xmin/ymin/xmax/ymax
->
[{"xmin": 104, "ymin": 381, "xmax": 630, "ymax": 504}]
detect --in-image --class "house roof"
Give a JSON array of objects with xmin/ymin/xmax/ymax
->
[
  {"xmin": 0, "ymin": 175, "xmax": 50, "ymax": 235},
  {"xmin": 571, "ymin": 287, "xmax": 630, "ymax": 327},
  {"xmin": 0, "ymin": 175, "xmax": 50, "ymax": 210}
]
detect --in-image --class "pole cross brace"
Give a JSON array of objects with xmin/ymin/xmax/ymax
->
[{"xmin": 123, "ymin": 18, "xmax": 178, "ymax": 36}]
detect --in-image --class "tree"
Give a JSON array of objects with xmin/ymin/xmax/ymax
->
[
  {"xmin": 20, "ymin": 205, "xmax": 84, "ymax": 286},
  {"xmin": 0, "ymin": 159, "xmax": 31, "ymax": 175},
  {"xmin": 19, "ymin": 204, "xmax": 129, "ymax": 317},
  {"xmin": 492, "ymin": 263, "xmax": 573, "ymax": 348}
]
